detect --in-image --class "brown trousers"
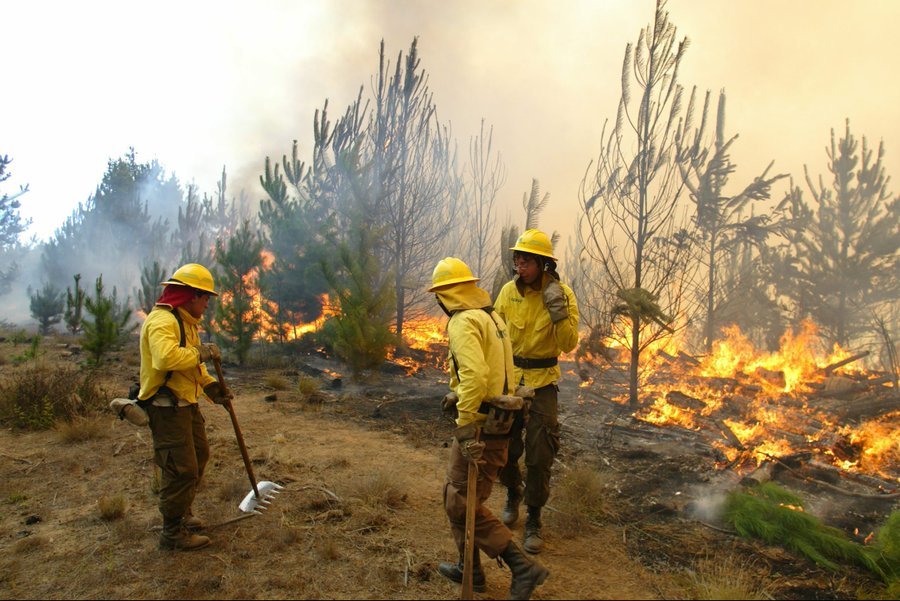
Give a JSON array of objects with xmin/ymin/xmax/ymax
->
[
  {"xmin": 443, "ymin": 436, "xmax": 513, "ymax": 558},
  {"xmin": 500, "ymin": 383, "xmax": 560, "ymax": 508},
  {"xmin": 148, "ymin": 403, "xmax": 209, "ymax": 521}
]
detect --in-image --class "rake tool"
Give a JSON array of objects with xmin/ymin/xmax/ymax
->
[{"xmin": 212, "ymin": 357, "xmax": 283, "ymax": 513}]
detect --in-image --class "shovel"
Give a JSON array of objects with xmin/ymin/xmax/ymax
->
[{"xmin": 212, "ymin": 357, "xmax": 283, "ymax": 514}]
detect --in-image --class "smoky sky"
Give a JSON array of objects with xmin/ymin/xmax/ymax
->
[{"xmin": 2, "ymin": 0, "xmax": 899, "ymax": 321}]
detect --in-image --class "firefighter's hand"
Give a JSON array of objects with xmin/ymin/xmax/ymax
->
[
  {"xmin": 542, "ymin": 280, "xmax": 568, "ymax": 323},
  {"xmin": 198, "ymin": 343, "xmax": 221, "ymax": 363},
  {"xmin": 204, "ymin": 382, "xmax": 233, "ymax": 405},
  {"xmin": 454, "ymin": 423, "xmax": 485, "ymax": 469},
  {"xmin": 514, "ymin": 385, "xmax": 535, "ymax": 401},
  {"xmin": 441, "ymin": 391, "xmax": 459, "ymax": 416}
]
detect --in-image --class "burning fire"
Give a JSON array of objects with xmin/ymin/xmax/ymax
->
[{"xmin": 593, "ymin": 319, "xmax": 898, "ymax": 482}]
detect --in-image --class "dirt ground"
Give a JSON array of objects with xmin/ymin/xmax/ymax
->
[{"xmin": 0, "ymin": 336, "xmax": 894, "ymax": 600}]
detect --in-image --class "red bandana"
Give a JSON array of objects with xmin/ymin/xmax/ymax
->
[{"xmin": 156, "ymin": 284, "xmax": 197, "ymax": 309}]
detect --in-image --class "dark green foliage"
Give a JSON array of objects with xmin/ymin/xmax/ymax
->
[
  {"xmin": 135, "ymin": 260, "xmax": 168, "ymax": 315},
  {"xmin": 29, "ymin": 282, "xmax": 65, "ymax": 335},
  {"xmin": 724, "ymin": 482, "xmax": 886, "ymax": 579},
  {"xmin": 320, "ymin": 227, "xmax": 397, "ymax": 377},
  {"xmin": 82, "ymin": 275, "xmax": 138, "ymax": 365},
  {"xmin": 64, "ymin": 273, "xmax": 86, "ymax": 335},
  {"xmin": 0, "ymin": 365, "xmax": 108, "ymax": 430},
  {"xmin": 11, "ymin": 335, "xmax": 42, "ymax": 364},
  {"xmin": 214, "ymin": 220, "xmax": 264, "ymax": 365},
  {"xmin": 872, "ymin": 510, "xmax": 900, "ymax": 583},
  {"xmin": 771, "ymin": 120, "xmax": 900, "ymax": 348},
  {"xmin": 258, "ymin": 141, "xmax": 331, "ymax": 337},
  {"xmin": 41, "ymin": 149, "xmax": 179, "ymax": 289}
]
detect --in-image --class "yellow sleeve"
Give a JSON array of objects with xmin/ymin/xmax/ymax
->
[
  {"xmin": 147, "ymin": 314, "xmax": 203, "ymax": 373},
  {"xmin": 448, "ymin": 312, "xmax": 489, "ymax": 426}
]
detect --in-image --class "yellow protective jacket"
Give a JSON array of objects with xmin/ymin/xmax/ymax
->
[
  {"xmin": 494, "ymin": 272, "xmax": 579, "ymax": 389},
  {"xmin": 138, "ymin": 305, "xmax": 216, "ymax": 404},
  {"xmin": 436, "ymin": 282, "xmax": 516, "ymax": 427}
]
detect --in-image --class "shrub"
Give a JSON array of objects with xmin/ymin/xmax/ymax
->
[
  {"xmin": 680, "ymin": 551, "xmax": 774, "ymax": 600},
  {"xmin": 0, "ymin": 365, "xmax": 109, "ymax": 430},
  {"xmin": 55, "ymin": 415, "xmax": 108, "ymax": 443},
  {"xmin": 546, "ymin": 463, "xmax": 615, "ymax": 538},
  {"xmin": 97, "ymin": 495, "xmax": 126, "ymax": 520}
]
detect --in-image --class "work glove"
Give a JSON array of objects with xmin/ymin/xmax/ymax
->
[
  {"xmin": 198, "ymin": 343, "xmax": 221, "ymax": 363},
  {"xmin": 204, "ymin": 381, "xmax": 233, "ymax": 405},
  {"xmin": 441, "ymin": 391, "xmax": 459, "ymax": 417},
  {"xmin": 542, "ymin": 279, "xmax": 568, "ymax": 323},
  {"xmin": 515, "ymin": 385, "xmax": 535, "ymax": 427},
  {"xmin": 454, "ymin": 423, "xmax": 486, "ymax": 470}
]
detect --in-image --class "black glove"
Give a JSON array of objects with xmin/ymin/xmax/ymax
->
[{"xmin": 204, "ymin": 381, "xmax": 233, "ymax": 405}]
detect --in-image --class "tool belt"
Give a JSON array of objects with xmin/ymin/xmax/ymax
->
[
  {"xmin": 478, "ymin": 394, "xmax": 524, "ymax": 436},
  {"xmin": 513, "ymin": 355, "xmax": 558, "ymax": 369}
]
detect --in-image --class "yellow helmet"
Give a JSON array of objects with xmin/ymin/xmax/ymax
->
[
  {"xmin": 428, "ymin": 257, "xmax": 480, "ymax": 292},
  {"xmin": 510, "ymin": 229, "xmax": 556, "ymax": 261},
  {"xmin": 161, "ymin": 263, "xmax": 218, "ymax": 296}
]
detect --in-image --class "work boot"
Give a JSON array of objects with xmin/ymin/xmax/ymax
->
[
  {"xmin": 159, "ymin": 517, "xmax": 210, "ymax": 551},
  {"xmin": 183, "ymin": 508, "xmax": 205, "ymax": 531},
  {"xmin": 501, "ymin": 484, "xmax": 523, "ymax": 527},
  {"xmin": 438, "ymin": 548, "xmax": 486, "ymax": 592},
  {"xmin": 499, "ymin": 540, "xmax": 549, "ymax": 600},
  {"xmin": 523, "ymin": 506, "xmax": 543, "ymax": 554}
]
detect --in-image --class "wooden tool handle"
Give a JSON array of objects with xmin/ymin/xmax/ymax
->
[
  {"xmin": 213, "ymin": 357, "xmax": 260, "ymax": 499},
  {"xmin": 460, "ymin": 429, "xmax": 480, "ymax": 600}
]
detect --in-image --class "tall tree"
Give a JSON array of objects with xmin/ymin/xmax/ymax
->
[
  {"xmin": 258, "ymin": 141, "xmax": 331, "ymax": 339},
  {"xmin": 0, "ymin": 153, "xmax": 30, "ymax": 294},
  {"xmin": 677, "ymin": 89, "xmax": 788, "ymax": 351},
  {"xmin": 213, "ymin": 220, "xmax": 264, "ymax": 365},
  {"xmin": 461, "ymin": 119, "xmax": 506, "ymax": 280},
  {"xmin": 41, "ymin": 149, "xmax": 178, "ymax": 293},
  {"xmin": 82, "ymin": 275, "xmax": 137, "ymax": 365},
  {"xmin": 774, "ymin": 120, "xmax": 899, "ymax": 348},
  {"xmin": 578, "ymin": 0, "xmax": 695, "ymax": 407},
  {"xmin": 370, "ymin": 38, "xmax": 460, "ymax": 337}
]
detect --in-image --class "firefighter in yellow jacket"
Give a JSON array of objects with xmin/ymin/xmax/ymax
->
[
  {"xmin": 139, "ymin": 263, "xmax": 232, "ymax": 550},
  {"xmin": 494, "ymin": 229, "xmax": 579, "ymax": 554},
  {"xmin": 431, "ymin": 257, "xmax": 549, "ymax": 600}
]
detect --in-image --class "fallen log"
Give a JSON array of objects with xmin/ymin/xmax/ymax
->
[{"xmin": 823, "ymin": 350, "xmax": 870, "ymax": 375}]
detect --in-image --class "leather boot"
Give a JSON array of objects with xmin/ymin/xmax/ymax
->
[
  {"xmin": 183, "ymin": 507, "xmax": 204, "ymax": 531},
  {"xmin": 499, "ymin": 540, "xmax": 549, "ymax": 600},
  {"xmin": 438, "ymin": 548, "xmax": 486, "ymax": 592},
  {"xmin": 523, "ymin": 506, "xmax": 543, "ymax": 554},
  {"xmin": 501, "ymin": 484, "xmax": 523, "ymax": 527},
  {"xmin": 159, "ymin": 517, "xmax": 210, "ymax": 551}
]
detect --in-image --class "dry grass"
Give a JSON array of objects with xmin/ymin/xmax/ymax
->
[
  {"xmin": 546, "ymin": 462, "xmax": 616, "ymax": 538},
  {"xmin": 97, "ymin": 494, "xmax": 126, "ymax": 520},
  {"xmin": 55, "ymin": 415, "xmax": 109, "ymax": 443},
  {"xmin": 677, "ymin": 550, "xmax": 775, "ymax": 600},
  {"xmin": 345, "ymin": 469, "xmax": 408, "ymax": 510},
  {"xmin": 264, "ymin": 373, "xmax": 291, "ymax": 390},
  {"xmin": 297, "ymin": 375, "xmax": 321, "ymax": 398}
]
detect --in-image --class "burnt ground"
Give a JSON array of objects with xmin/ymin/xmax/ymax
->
[
  {"xmin": 282, "ymin": 346, "xmax": 898, "ymax": 601},
  {"xmin": 1, "ymin": 335, "xmax": 896, "ymax": 600}
]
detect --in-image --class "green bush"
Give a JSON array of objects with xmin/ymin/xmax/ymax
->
[
  {"xmin": 724, "ymin": 482, "xmax": 890, "ymax": 581},
  {"xmin": 0, "ymin": 365, "xmax": 109, "ymax": 430}
]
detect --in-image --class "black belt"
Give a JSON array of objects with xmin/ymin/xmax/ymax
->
[{"xmin": 513, "ymin": 356, "xmax": 558, "ymax": 369}]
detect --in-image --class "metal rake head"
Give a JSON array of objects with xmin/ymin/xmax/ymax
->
[{"xmin": 239, "ymin": 481, "xmax": 284, "ymax": 514}]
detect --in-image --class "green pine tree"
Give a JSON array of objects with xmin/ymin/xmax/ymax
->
[
  {"xmin": 82, "ymin": 275, "xmax": 137, "ymax": 365},
  {"xmin": 214, "ymin": 220, "xmax": 264, "ymax": 365},
  {"xmin": 29, "ymin": 282, "xmax": 65, "ymax": 335},
  {"xmin": 64, "ymin": 273, "xmax": 86, "ymax": 335}
]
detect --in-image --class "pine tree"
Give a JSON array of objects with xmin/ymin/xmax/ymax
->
[
  {"xmin": 82, "ymin": 275, "xmax": 137, "ymax": 365},
  {"xmin": 134, "ymin": 261, "xmax": 168, "ymax": 315},
  {"xmin": 64, "ymin": 273, "xmax": 86, "ymax": 335},
  {"xmin": 29, "ymin": 282, "xmax": 65, "ymax": 335},
  {"xmin": 213, "ymin": 220, "xmax": 264, "ymax": 365},
  {"xmin": 0, "ymin": 153, "xmax": 30, "ymax": 294}
]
